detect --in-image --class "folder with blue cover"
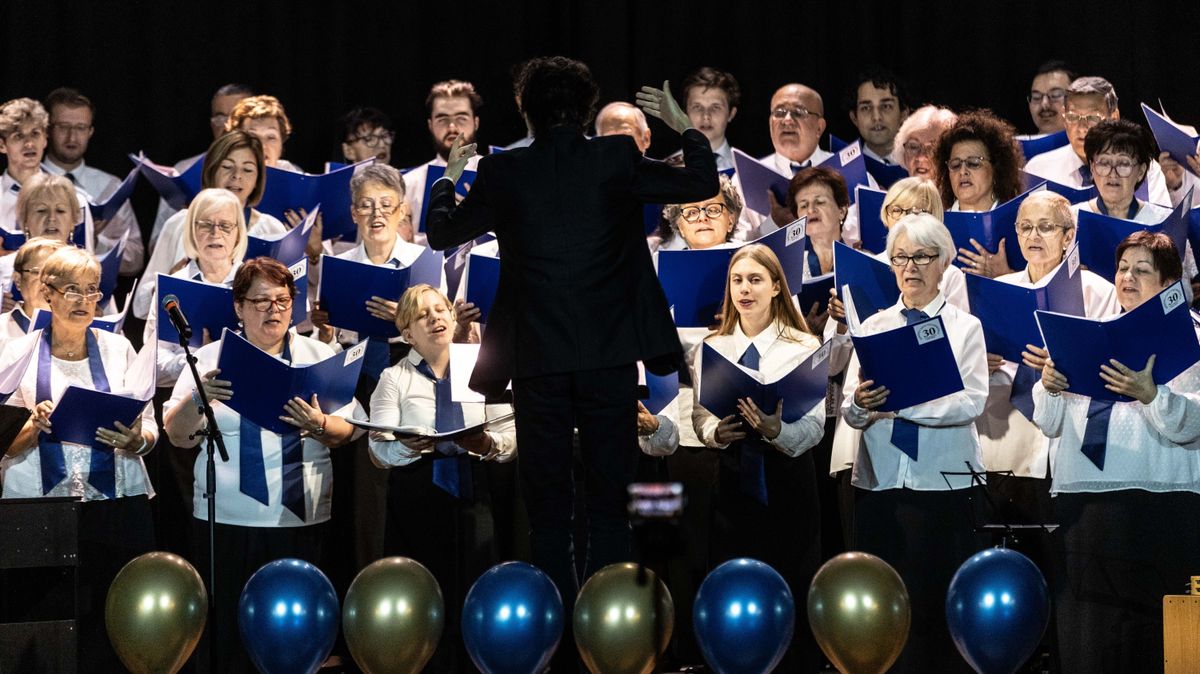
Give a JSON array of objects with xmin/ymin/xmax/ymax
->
[
  {"xmin": 698, "ymin": 340, "xmax": 831, "ymax": 422},
  {"xmin": 657, "ymin": 246, "xmax": 737, "ymax": 328},
  {"xmin": 463, "ymin": 250, "xmax": 500, "ymax": 324},
  {"xmin": 130, "ymin": 153, "xmax": 204, "ymax": 211},
  {"xmin": 87, "ymin": 166, "xmax": 139, "ymax": 223},
  {"xmin": 1020, "ymin": 172, "xmax": 1095, "ymax": 203},
  {"xmin": 732, "ymin": 149, "xmax": 790, "ymax": 216},
  {"xmin": 833, "ymin": 241, "xmax": 898, "ymax": 325},
  {"xmin": 1017, "ymin": 131, "xmax": 1069, "ymax": 161},
  {"xmin": 257, "ymin": 160, "xmax": 371, "ymax": 241},
  {"xmin": 215, "ymin": 329, "xmax": 366, "ymax": 433},
  {"xmin": 1035, "ymin": 280, "xmax": 1200, "ymax": 401},
  {"xmin": 849, "ymin": 315, "xmax": 965, "ymax": 412},
  {"xmin": 318, "ymin": 246, "xmax": 443, "ymax": 338},
  {"xmin": 1075, "ymin": 193, "xmax": 1192, "ymax": 282},
  {"xmin": 830, "ymin": 135, "xmax": 906, "ymax": 188},
  {"xmin": 46, "ymin": 387, "xmax": 151, "ymax": 446},
  {"xmin": 942, "ymin": 188, "xmax": 1036, "ymax": 268},
  {"xmin": 814, "ymin": 141, "xmax": 870, "ymax": 204},
  {"xmin": 855, "ymin": 185, "xmax": 889, "ymax": 254},
  {"xmin": 965, "ymin": 245, "xmax": 1086, "ymax": 362},
  {"xmin": 641, "ymin": 369, "xmax": 679, "ymax": 416},
  {"xmin": 1142, "ymin": 103, "xmax": 1200, "ymax": 174},
  {"xmin": 246, "ymin": 206, "xmax": 318, "ymax": 266},
  {"xmin": 155, "ymin": 274, "xmax": 238, "ymax": 346}
]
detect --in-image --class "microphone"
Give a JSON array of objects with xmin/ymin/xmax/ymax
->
[{"xmin": 161, "ymin": 294, "xmax": 193, "ymax": 342}]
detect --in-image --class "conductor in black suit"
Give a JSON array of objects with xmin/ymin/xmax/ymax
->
[{"xmin": 426, "ymin": 56, "xmax": 718, "ymax": 608}]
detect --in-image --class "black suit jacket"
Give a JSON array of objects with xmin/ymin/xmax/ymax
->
[{"xmin": 427, "ymin": 127, "xmax": 718, "ymax": 399}]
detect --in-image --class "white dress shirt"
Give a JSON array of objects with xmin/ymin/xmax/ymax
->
[
  {"xmin": 1032, "ymin": 326, "xmax": 1200, "ymax": 494},
  {"xmin": 862, "ymin": 145, "xmax": 897, "ymax": 165},
  {"xmin": 841, "ymin": 293, "xmax": 990, "ymax": 490},
  {"xmin": 1025, "ymin": 144, "xmax": 1173, "ymax": 206},
  {"xmin": 0, "ymin": 306, "xmax": 34, "ymax": 343},
  {"xmin": 43, "ymin": 159, "xmax": 144, "ymax": 274},
  {"xmin": 368, "ymin": 348, "xmax": 517, "ymax": 467},
  {"xmin": 0, "ymin": 329, "xmax": 157, "ymax": 499},
  {"xmin": 403, "ymin": 155, "xmax": 482, "ymax": 246},
  {"xmin": 163, "ymin": 333, "xmax": 366, "ymax": 527},
  {"xmin": 143, "ymin": 260, "xmax": 239, "ymax": 387},
  {"xmin": 690, "ymin": 321, "xmax": 826, "ymax": 458},
  {"xmin": 978, "ymin": 267, "xmax": 1120, "ymax": 477}
]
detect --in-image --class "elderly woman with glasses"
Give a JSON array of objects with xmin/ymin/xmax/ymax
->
[
  {"xmin": 840, "ymin": 213, "xmax": 989, "ymax": 671},
  {"xmin": 894, "ymin": 105, "xmax": 958, "ymax": 180}
]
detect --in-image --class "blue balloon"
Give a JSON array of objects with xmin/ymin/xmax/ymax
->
[
  {"xmin": 693, "ymin": 558, "xmax": 795, "ymax": 674},
  {"xmin": 946, "ymin": 548, "xmax": 1049, "ymax": 674},
  {"xmin": 238, "ymin": 558, "xmax": 340, "ymax": 674},
  {"xmin": 462, "ymin": 562, "xmax": 564, "ymax": 674}
]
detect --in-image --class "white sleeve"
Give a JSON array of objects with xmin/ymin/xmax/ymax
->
[
  {"xmin": 483, "ymin": 403, "xmax": 518, "ymax": 462},
  {"xmin": 1031, "ymin": 381, "xmax": 1066, "ymax": 438},
  {"xmin": 1142, "ymin": 385, "xmax": 1200, "ymax": 446},
  {"xmin": 769, "ymin": 397, "xmax": 825, "ymax": 457},
  {"xmin": 367, "ymin": 367, "xmax": 423, "ymax": 468},
  {"xmin": 639, "ymin": 394, "xmax": 680, "ymax": 457}
]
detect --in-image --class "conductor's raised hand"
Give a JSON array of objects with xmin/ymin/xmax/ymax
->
[
  {"xmin": 445, "ymin": 135, "xmax": 477, "ymax": 184},
  {"xmin": 635, "ymin": 81, "xmax": 690, "ymax": 135}
]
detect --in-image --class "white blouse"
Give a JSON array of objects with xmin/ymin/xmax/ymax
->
[{"xmin": 143, "ymin": 260, "xmax": 239, "ymax": 388}]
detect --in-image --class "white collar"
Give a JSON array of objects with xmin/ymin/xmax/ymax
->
[
  {"xmin": 894, "ymin": 291, "xmax": 947, "ymax": 317},
  {"xmin": 732, "ymin": 319, "xmax": 781, "ymax": 360},
  {"xmin": 42, "ymin": 158, "xmax": 86, "ymax": 176}
]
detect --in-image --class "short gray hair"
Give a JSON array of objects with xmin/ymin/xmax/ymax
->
[
  {"xmin": 349, "ymin": 163, "xmax": 406, "ymax": 203},
  {"xmin": 1017, "ymin": 190, "xmax": 1074, "ymax": 231},
  {"xmin": 893, "ymin": 105, "xmax": 957, "ymax": 161},
  {"xmin": 886, "ymin": 212, "xmax": 956, "ymax": 272},
  {"xmin": 594, "ymin": 102, "xmax": 648, "ymax": 135},
  {"xmin": 1067, "ymin": 76, "xmax": 1118, "ymax": 114}
]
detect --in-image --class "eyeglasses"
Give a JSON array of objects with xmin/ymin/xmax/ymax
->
[
  {"xmin": 50, "ymin": 123, "xmax": 92, "ymax": 135},
  {"xmin": 353, "ymin": 199, "xmax": 400, "ymax": 216},
  {"xmin": 243, "ymin": 296, "xmax": 294, "ymax": 312},
  {"xmin": 1016, "ymin": 221, "xmax": 1070, "ymax": 238},
  {"xmin": 348, "ymin": 131, "xmax": 395, "ymax": 148},
  {"xmin": 48, "ymin": 284, "xmax": 102, "ymax": 303},
  {"xmin": 680, "ymin": 203, "xmax": 726, "ymax": 222},
  {"xmin": 889, "ymin": 252, "xmax": 939, "ymax": 267},
  {"xmin": 884, "ymin": 204, "xmax": 928, "ymax": 219},
  {"xmin": 1063, "ymin": 111, "xmax": 1106, "ymax": 127},
  {"xmin": 946, "ymin": 156, "xmax": 990, "ymax": 172},
  {"xmin": 770, "ymin": 106, "xmax": 821, "ymax": 122},
  {"xmin": 902, "ymin": 140, "xmax": 936, "ymax": 158},
  {"xmin": 1091, "ymin": 159, "xmax": 1138, "ymax": 178},
  {"xmin": 1027, "ymin": 89, "xmax": 1067, "ymax": 105},
  {"xmin": 195, "ymin": 220, "xmax": 237, "ymax": 234}
]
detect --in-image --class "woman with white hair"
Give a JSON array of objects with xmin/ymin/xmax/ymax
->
[
  {"xmin": 894, "ymin": 105, "xmax": 958, "ymax": 180},
  {"xmin": 840, "ymin": 212, "xmax": 988, "ymax": 671}
]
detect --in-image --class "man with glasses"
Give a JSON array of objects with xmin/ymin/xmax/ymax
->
[
  {"xmin": 403, "ymin": 80, "xmax": 483, "ymax": 246},
  {"xmin": 1025, "ymin": 61, "xmax": 1075, "ymax": 137},
  {"xmin": 42, "ymin": 88, "xmax": 144, "ymax": 278},
  {"xmin": 1025, "ymin": 76, "xmax": 1171, "ymax": 205},
  {"xmin": 338, "ymin": 107, "xmax": 394, "ymax": 166}
]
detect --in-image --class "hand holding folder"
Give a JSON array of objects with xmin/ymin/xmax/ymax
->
[
  {"xmin": 318, "ymin": 247, "xmax": 443, "ymax": 338},
  {"xmin": 1075, "ymin": 192, "xmax": 1192, "ymax": 282},
  {"xmin": 849, "ymin": 315, "xmax": 965, "ymax": 412},
  {"xmin": 698, "ymin": 341, "xmax": 831, "ymax": 422},
  {"xmin": 256, "ymin": 161, "xmax": 372, "ymax": 241}
]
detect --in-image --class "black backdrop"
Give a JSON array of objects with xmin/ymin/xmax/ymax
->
[{"xmin": 3, "ymin": 0, "xmax": 1199, "ymax": 225}]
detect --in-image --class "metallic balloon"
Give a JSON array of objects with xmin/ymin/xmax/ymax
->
[
  {"xmin": 946, "ymin": 547, "xmax": 1049, "ymax": 674},
  {"xmin": 342, "ymin": 557, "xmax": 445, "ymax": 674},
  {"xmin": 462, "ymin": 561, "xmax": 563, "ymax": 674},
  {"xmin": 573, "ymin": 563, "xmax": 674, "ymax": 674},
  {"xmin": 807, "ymin": 552, "xmax": 911, "ymax": 674},
  {"xmin": 693, "ymin": 558, "xmax": 795, "ymax": 674},
  {"xmin": 105, "ymin": 551, "xmax": 208, "ymax": 674},
  {"xmin": 238, "ymin": 558, "xmax": 340, "ymax": 674}
]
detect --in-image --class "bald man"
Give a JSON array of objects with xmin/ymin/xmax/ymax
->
[{"xmin": 595, "ymin": 101, "xmax": 652, "ymax": 153}]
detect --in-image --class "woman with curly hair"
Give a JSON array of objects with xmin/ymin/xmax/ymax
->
[{"xmin": 935, "ymin": 109, "xmax": 1025, "ymax": 212}]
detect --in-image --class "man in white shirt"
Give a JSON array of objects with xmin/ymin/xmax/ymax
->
[
  {"xmin": 1025, "ymin": 60, "xmax": 1074, "ymax": 136},
  {"xmin": 42, "ymin": 88, "xmax": 144, "ymax": 275},
  {"xmin": 1025, "ymin": 76, "xmax": 1179, "ymax": 206},
  {"xmin": 845, "ymin": 67, "xmax": 910, "ymax": 165},
  {"xmin": 595, "ymin": 102, "xmax": 652, "ymax": 153},
  {"xmin": 149, "ymin": 83, "xmax": 254, "ymax": 251},
  {"xmin": 403, "ymin": 80, "xmax": 483, "ymax": 245},
  {"xmin": 663, "ymin": 67, "xmax": 742, "ymax": 171}
]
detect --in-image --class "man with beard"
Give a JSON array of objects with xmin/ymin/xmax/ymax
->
[
  {"xmin": 403, "ymin": 80, "xmax": 483, "ymax": 245},
  {"xmin": 42, "ymin": 88, "xmax": 145, "ymax": 276}
]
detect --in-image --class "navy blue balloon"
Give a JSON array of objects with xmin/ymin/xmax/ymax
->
[
  {"xmin": 946, "ymin": 548, "xmax": 1049, "ymax": 674},
  {"xmin": 238, "ymin": 558, "xmax": 340, "ymax": 674},
  {"xmin": 693, "ymin": 558, "xmax": 795, "ymax": 674},
  {"xmin": 462, "ymin": 562, "xmax": 564, "ymax": 674}
]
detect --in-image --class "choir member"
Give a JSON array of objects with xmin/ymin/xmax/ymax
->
[
  {"xmin": 403, "ymin": 80, "xmax": 483, "ymax": 243},
  {"xmin": 0, "ymin": 246, "xmax": 157, "ymax": 672},
  {"xmin": 893, "ymin": 104, "xmax": 957, "ymax": 180},
  {"xmin": 1025, "ymin": 61, "xmax": 1075, "ymax": 137},
  {"xmin": 162, "ymin": 257, "xmax": 362, "ymax": 673},
  {"xmin": 841, "ymin": 213, "xmax": 989, "ymax": 671},
  {"xmin": 845, "ymin": 67, "xmax": 910, "ymax": 165},
  {"xmin": 0, "ymin": 173, "xmax": 91, "ymax": 310},
  {"xmin": 667, "ymin": 66, "xmax": 742, "ymax": 171},
  {"xmin": 690, "ymin": 243, "xmax": 825, "ymax": 670},
  {"xmin": 224, "ymin": 94, "xmax": 301, "ymax": 172},
  {"xmin": 0, "ymin": 237, "xmax": 66, "ymax": 340},
  {"xmin": 338, "ymin": 106, "xmax": 394, "ymax": 165},
  {"xmin": 1034, "ymin": 231, "xmax": 1200, "ymax": 670}
]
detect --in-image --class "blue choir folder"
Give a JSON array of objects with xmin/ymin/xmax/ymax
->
[
  {"xmin": 698, "ymin": 340, "xmax": 831, "ymax": 422},
  {"xmin": 130, "ymin": 153, "xmax": 204, "ymax": 211},
  {"xmin": 318, "ymin": 246, "xmax": 443, "ymax": 338},
  {"xmin": 1, "ymin": 222, "xmax": 87, "ymax": 251},
  {"xmin": 216, "ymin": 329, "xmax": 367, "ymax": 433},
  {"xmin": 87, "ymin": 166, "xmax": 139, "ymax": 223},
  {"xmin": 1143, "ymin": 103, "xmax": 1200, "ymax": 174},
  {"xmin": 814, "ymin": 140, "xmax": 870, "ymax": 204},
  {"xmin": 257, "ymin": 160, "xmax": 370, "ymax": 242},
  {"xmin": 156, "ymin": 274, "xmax": 238, "ymax": 346},
  {"xmin": 1020, "ymin": 172, "xmax": 1095, "ymax": 203},
  {"xmin": 245, "ymin": 206, "xmax": 317, "ymax": 266},
  {"xmin": 833, "ymin": 241, "xmax": 898, "ymax": 325},
  {"xmin": 965, "ymin": 245, "xmax": 1086, "ymax": 362},
  {"xmin": 829, "ymin": 135, "xmax": 906, "ymax": 188},
  {"xmin": 640, "ymin": 367, "xmax": 679, "ymax": 416},
  {"xmin": 417, "ymin": 164, "xmax": 476, "ymax": 233},
  {"xmin": 849, "ymin": 315, "xmax": 965, "ymax": 412},
  {"xmin": 855, "ymin": 185, "xmax": 889, "ymax": 254},
  {"xmin": 1075, "ymin": 193, "xmax": 1192, "ymax": 282},
  {"xmin": 98, "ymin": 234, "xmax": 125, "ymax": 304},
  {"xmin": 463, "ymin": 250, "xmax": 500, "ymax": 324},
  {"xmin": 1036, "ymin": 280, "xmax": 1200, "ymax": 402},
  {"xmin": 657, "ymin": 246, "xmax": 737, "ymax": 328},
  {"xmin": 754, "ymin": 218, "xmax": 810, "ymax": 293},
  {"xmin": 1017, "ymin": 131, "xmax": 1069, "ymax": 161},
  {"xmin": 47, "ymin": 387, "xmax": 151, "ymax": 446},
  {"xmin": 942, "ymin": 187, "xmax": 1036, "ymax": 269},
  {"xmin": 1191, "ymin": 205, "xmax": 1200, "ymax": 265},
  {"xmin": 732, "ymin": 149, "xmax": 789, "ymax": 216},
  {"xmin": 797, "ymin": 273, "xmax": 835, "ymax": 315}
]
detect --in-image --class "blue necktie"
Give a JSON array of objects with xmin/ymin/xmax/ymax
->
[
  {"xmin": 1080, "ymin": 399, "xmax": 1113, "ymax": 470},
  {"xmin": 237, "ymin": 336, "xmax": 307, "ymax": 520},
  {"xmin": 805, "ymin": 250, "xmax": 822, "ymax": 278},
  {"xmin": 362, "ymin": 257, "xmax": 402, "ymax": 380},
  {"xmin": 1077, "ymin": 164, "xmax": 1093, "ymax": 187},
  {"xmin": 736, "ymin": 343, "xmax": 769, "ymax": 505},
  {"xmin": 1009, "ymin": 364, "xmax": 1039, "ymax": 421},
  {"xmin": 889, "ymin": 309, "xmax": 928, "ymax": 460},
  {"xmin": 788, "ymin": 161, "xmax": 811, "ymax": 176},
  {"xmin": 416, "ymin": 359, "xmax": 473, "ymax": 500},
  {"xmin": 9, "ymin": 183, "xmax": 18, "ymax": 194},
  {"xmin": 11, "ymin": 308, "xmax": 29, "ymax": 334}
]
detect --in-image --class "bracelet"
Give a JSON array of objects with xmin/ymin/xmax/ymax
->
[
  {"xmin": 1048, "ymin": 390, "xmax": 1061, "ymax": 397},
  {"xmin": 313, "ymin": 415, "xmax": 328, "ymax": 437}
]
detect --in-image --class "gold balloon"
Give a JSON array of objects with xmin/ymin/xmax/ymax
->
[
  {"xmin": 573, "ymin": 563, "xmax": 674, "ymax": 674},
  {"xmin": 105, "ymin": 551, "xmax": 208, "ymax": 674},
  {"xmin": 343, "ymin": 557, "xmax": 445, "ymax": 674},
  {"xmin": 807, "ymin": 552, "xmax": 911, "ymax": 674}
]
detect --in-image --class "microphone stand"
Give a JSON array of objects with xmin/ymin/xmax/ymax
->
[{"xmin": 176, "ymin": 325, "xmax": 228, "ymax": 674}]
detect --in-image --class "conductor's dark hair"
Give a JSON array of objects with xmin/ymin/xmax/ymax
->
[
  {"xmin": 338, "ymin": 106, "xmax": 393, "ymax": 143},
  {"xmin": 515, "ymin": 56, "xmax": 600, "ymax": 136}
]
